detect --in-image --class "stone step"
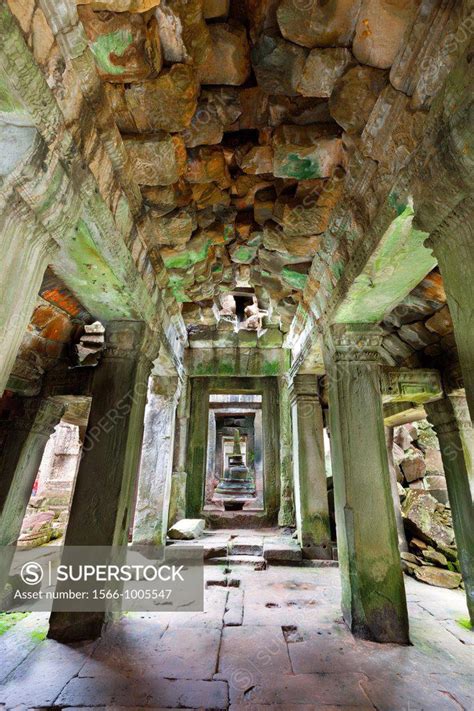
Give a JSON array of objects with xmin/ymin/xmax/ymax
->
[
  {"xmin": 263, "ymin": 540, "xmax": 302, "ymax": 564},
  {"xmin": 207, "ymin": 555, "xmax": 266, "ymax": 570},
  {"xmin": 229, "ymin": 538, "xmax": 263, "ymax": 556}
]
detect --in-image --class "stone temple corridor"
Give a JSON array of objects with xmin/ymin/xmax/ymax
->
[{"xmin": 0, "ymin": 0, "xmax": 473, "ymax": 708}]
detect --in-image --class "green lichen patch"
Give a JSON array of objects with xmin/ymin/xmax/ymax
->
[
  {"xmin": 457, "ymin": 617, "xmax": 473, "ymax": 631},
  {"xmin": 90, "ymin": 30, "xmax": 133, "ymax": 76},
  {"xmin": 281, "ymin": 267, "xmax": 308, "ymax": 290},
  {"xmin": 277, "ymin": 152, "xmax": 322, "ymax": 180},
  {"xmin": 0, "ymin": 612, "xmax": 30, "ymax": 636}
]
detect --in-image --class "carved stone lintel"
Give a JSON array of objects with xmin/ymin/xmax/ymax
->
[
  {"xmin": 380, "ymin": 367, "xmax": 443, "ymax": 404},
  {"xmin": 329, "ymin": 324, "xmax": 385, "ymax": 362}
]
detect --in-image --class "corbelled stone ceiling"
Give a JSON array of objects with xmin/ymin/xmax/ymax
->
[{"xmin": 75, "ymin": 0, "xmax": 419, "ymax": 332}]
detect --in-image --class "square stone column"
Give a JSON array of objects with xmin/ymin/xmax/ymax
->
[
  {"xmin": 290, "ymin": 375, "xmax": 331, "ymax": 555},
  {"xmin": 0, "ymin": 196, "xmax": 57, "ymax": 396},
  {"xmin": 132, "ymin": 375, "xmax": 181, "ymax": 546},
  {"xmin": 425, "ymin": 394, "xmax": 474, "ymax": 624},
  {"xmin": 278, "ymin": 376, "xmax": 295, "ymax": 527},
  {"xmin": 325, "ymin": 324, "xmax": 409, "ymax": 644},
  {"xmin": 48, "ymin": 321, "xmax": 155, "ymax": 642},
  {"xmin": 0, "ymin": 397, "xmax": 65, "ymax": 592},
  {"xmin": 169, "ymin": 378, "xmax": 190, "ymax": 526},
  {"xmin": 427, "ymin": 202, "xmax": 474, "ymax": 422}
]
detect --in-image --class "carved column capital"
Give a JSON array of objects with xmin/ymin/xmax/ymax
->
[
  {"xmin": 289, "ymin": 374, "xmax": 319, "ymax": 406},
  {"xmin": 328, "ymin": 324, "xmax": 385, "ymax": 363}
]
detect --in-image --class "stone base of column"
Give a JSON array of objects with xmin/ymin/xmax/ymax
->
[{"xmin": 48, "ymin": 611, "xmax": 104, "ymax": 643}]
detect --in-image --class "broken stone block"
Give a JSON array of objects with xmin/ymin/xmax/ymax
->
[
  {"xmin": 273, "ymin": 138, "xmax": 343, "ymax": 180},
  {"xmin": 78, "ymin": 7, "xmax": 162, "ymax": 82},
  {"xmin": 297, "ymin": 48, "xmax": 353, "ymax": 98},
  {"xmin": 329, "ymin": 65, "xmax": 388, "ymax": 134},
  {"xmin": 198, "ymin": 23, "xmax": 251, "ymax": 86},
  {"xmin": 168, "ymin": 518, "xmax": 205, "ymax": 540},
  {"xmin": 124, "ymin": 134, "xmax": 186, "ymax": 185},
  {"xmin": 229, "ymin": 242, "xmax": 259, "ymax": 264},
  {"xmin": 234, "ymin": 87, "xmax": 269, "ymax": 130},
  {"xmin": 203, "ymin": 0, "xmax": 229, "ymax": 19},
  {"xmin": 414, "ymin": 566, "xmax": 462, "ymax": 589},
  {"xmin": 161, "ymin": 231, "xmax": 211, "ymax": 270},
  {"xmin": 239, "ymin": 146, "xmax": 274, "ymax": 175},
  {"xmin": 394, "ymin": 425, "xmax": 414, "ymax": 451},
  {"xmin": 124, "ymin": 64, "xmax": 199, "ymax": 132},
  {"xmin": 252, "ymin": 35, "xmax": 307, "ymax": 96},
  {"xmin": 400, "ymin": 448, "xmax": 426, "ymax": 483},
  {"xmin": 425, "ymin": 305, "xmax": 453, "ymax": 336},
  {"xmin": 402, "ymin": 490, "xmax": 455, "ymax": 549},
  {"xmin": 353, "ymin": 0, "xmax": 420, "ymax": 70},
  {"xmin": 277, "ymin": 0, "xmax": 361, "ymax": 48},
  {"xmin": 422, "ymin": 546, "xmax": 448, "ymax": 567},
  {"xmin": 245, "ymin": 0, "xmax": 280, "ymax": 41}
]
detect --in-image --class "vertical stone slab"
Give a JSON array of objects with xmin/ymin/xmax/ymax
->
[
  {"xmin": 261, "ymin": 378, "xmax": 280, "ymax": 523},
  {"xmin": 186, "ymin": 378, "xmax": 210, "ymax": 517},
  {"xmin": 290, "ymin": 375, "xmax": 331, "ymax": 555},
  {"xmin": 278, "ymin": 376, "xmax": 295, "ymax": 527},
  {"xmin": 428, "ymin": 200, "xmax": 474, "ymax": 422},
  {"xmin": 0, "ymin": 397, "xmax": 65, "ymax": 590},
  {"xmin": 132, "ymin": 375, "xmax": 180, "ymax": 546},
  {"xmin": 48, "ymin": 321, "xmax": 154, "ymax": 642},
  {"xmin": 385, "ymin": 426, "xmax": 409, "ymax": 553},
  {"xmin": 325, "ymin": 324, "xmax": 409, "ymax": 644},
  {"xmin": 425, "ymin": 395, "xmax": 474, "ymax": 624}
]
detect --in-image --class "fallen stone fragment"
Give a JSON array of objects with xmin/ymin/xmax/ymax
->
[
  {"xmin": 329, "ymin": 65, "xmax": 388, "ymax": 134},
  {"xmin": 422, "ymin": 546, "xmax": 448, "ymax": 567},
  {"xmin": 402, "ymin": 490, "xmax": 455, "ymax": 549},
  {"xmin": 168, "ymin": 518, "xmax": 206, "ymax": 540},
  {"xmin": 414, "ymin": 566, "xmax": 462, "ymax": 589},
  {"xmin": 277, "ymin": 0, "xmax": 362, "ymax": 48},
  {"xmin": 298, "ymin": 48, "xmax": 353, "ymax": 98},
  {"xmin": 124, "ymin": 134, "xmax": 186, "ymax": 185},
  {"xmin": 198, "ymin": 23, "xmax": 251, "ymax": 86},
  {"xmin": 400, "ymin": 448, "xmax": 426, "ymax": 483},
  {"xmin": 425, "ymin": 305, "xmax": 453, "ymax": 336}
]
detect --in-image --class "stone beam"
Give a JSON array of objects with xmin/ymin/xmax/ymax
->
[
  {"xmin": 333, "ymin": 205, "xmax": 435, "ymax": 324},
  {"xmin": 185, "ymin": 348, "xmax": 291, "ymax": 378},
  {"xmin": 383, "ymin": 403, "xmax": 427, "ymax": 428}
]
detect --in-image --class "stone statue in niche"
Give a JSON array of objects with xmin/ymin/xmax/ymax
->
[
  {"xmin": 219, "ymin": 293, "xmax": 237, "ymax": 317},
  {"xmin": 244, "ymin": 296, "xmax": 265, "ymax": 330}
]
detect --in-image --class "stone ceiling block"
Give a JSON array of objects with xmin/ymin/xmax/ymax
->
[
  {"xmin": 353, "ymin": 0, "xmax": 421, "ymax": 70},
  {"xmin": 124, "ymin": 134, "xmax": 186, "ymax": 185},
  {"xmin": 122, "ymin": 64, "xmax": 199, "ymax": 132},
  {"xmin": 198, "ymin": 23, "xmax": 251, "ymax": 86},
  {"xmin": 78, "ymin": 6, "xmax": 162, "ymax": 82},
  {"xmin": 329, "ymin": 64, "xmax": 388, "ymax": 133},
  {"xmin": 297, "ymin": 48, "xmax": 354, "ymax": 98},
  {"xmin": 277, "ymin": 0, "xmax": 362, "ymax": 48},
  {"xmin": 252, "ymin": 35, "xmax": 307, "ymax": 96}
]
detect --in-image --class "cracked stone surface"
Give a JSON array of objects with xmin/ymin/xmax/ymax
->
[{"xmin": 0, "ymin": 562, "xmax": 471, "ymax": 709}]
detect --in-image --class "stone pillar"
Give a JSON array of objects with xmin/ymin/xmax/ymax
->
[
  {"xmin": 0, "ymin": 196, "xmax": 57, "ymax": 396},
  {"xmin": 325, "ymin": 324, "xmax": 409, "ymax": 644},
  {"xmin": 48, "ymin": 321, "xmax": 154, "ymax": 642},
  {"xmin": 427, "ymin": 201, "xmax": 474, "ymax": 421},
  {"xmin": 385, "ymin": 426, "xmax": 409, "ymax": 553},
  {"xmin": 278, "ymin": 376, "xmax": 295, "ymax": 527},
  {"xmin": 290, "ymin": 375, "xmax": 331, "ymax": 556},
  {"xmin": 132, "ymin": 375, "xmax": 180, "ymax": 546},
  {"xmin": 186, "ymin": 379, "xmax": 210, "ymax": 517},
  {"xmin": 0, "ymin": 397, "xmax": 64, "ymax": 590},
  {"xmin": 169, "ymin": 379, "xmax": 190, "ymax": 526},
  {"xmin": 425, "ymin": 395, "xmax": 474, "ymax": 624}
]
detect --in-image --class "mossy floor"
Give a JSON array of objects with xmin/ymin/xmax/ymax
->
[{"xmin": 0, "ymin": 611, "xmax": 30, "ymax": 636}]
